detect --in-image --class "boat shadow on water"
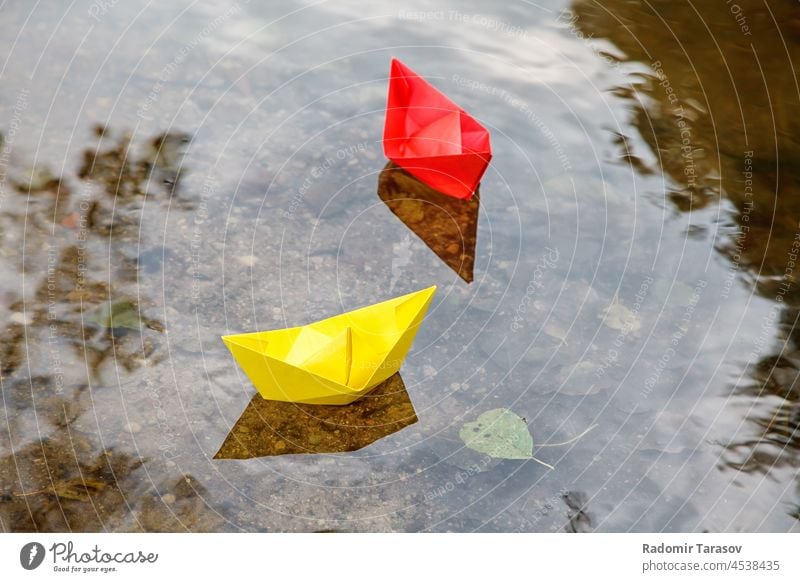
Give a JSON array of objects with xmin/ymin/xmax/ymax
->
[{"xmin": 214, "ymin": 373, "xmax": 418, "ymax": 459}]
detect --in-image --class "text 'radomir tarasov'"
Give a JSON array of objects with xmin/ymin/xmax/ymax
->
[{"xmin": 643, "ymin": 543, "xmax": 742, "ymax": 554}]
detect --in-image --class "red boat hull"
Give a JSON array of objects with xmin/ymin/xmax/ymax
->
[{"xmin": 382, "ymin": 58, "xmax": 492, "ymax": 200}]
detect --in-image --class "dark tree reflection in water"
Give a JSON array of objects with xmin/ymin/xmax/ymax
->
[{"xmin": 570, "ymin": 0, "xmax": 800, "ymax": 521}]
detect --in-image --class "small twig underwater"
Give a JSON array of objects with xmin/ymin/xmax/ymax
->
[{"xmin": 14, "ymin": 488, "xmax": 49, "ymax": 497}]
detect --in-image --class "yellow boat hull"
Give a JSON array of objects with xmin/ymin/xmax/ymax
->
[{"xmin": 222, "ymin": 286, "xmax": 436, "ymax": 405}]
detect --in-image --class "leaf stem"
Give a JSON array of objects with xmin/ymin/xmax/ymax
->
[{"xmin": 530, "ymin": 456, "xmax": 555, "ymax": 470}]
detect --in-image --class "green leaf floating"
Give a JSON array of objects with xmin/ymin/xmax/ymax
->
[
  {"xmin": 459, "ymin": 408, "xmax": 534, "ymax": 460},
  {"xmin": 89, "ymin": 301, "xmax": 142, "ymax": 330}
]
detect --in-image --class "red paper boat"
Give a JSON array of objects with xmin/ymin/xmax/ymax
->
[{"xmin": 382, "ymin": 58, "xmax": 492, "ymax": 200}]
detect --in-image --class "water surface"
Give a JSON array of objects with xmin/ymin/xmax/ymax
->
[{"xmin": 1, "ymin": 0, "xmax": 799, "ymax": 532}]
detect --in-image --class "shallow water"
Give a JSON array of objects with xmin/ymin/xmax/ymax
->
[{"xmin": 1, "ymin": 0, "xmax": 799, "ymax": 532}]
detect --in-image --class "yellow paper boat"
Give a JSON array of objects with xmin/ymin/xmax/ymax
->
[{"xmin": 222, "ymin": 286, "xmax": 437, "ymax": 405}]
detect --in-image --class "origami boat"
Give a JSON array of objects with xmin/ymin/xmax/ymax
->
[
  {"xmin": 383, "ymin": 58, "xmax": 492, "ymax": 200},
  {"xmin": 222, "ymin": 286, "xmax": 436, "ymax": 405}
]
